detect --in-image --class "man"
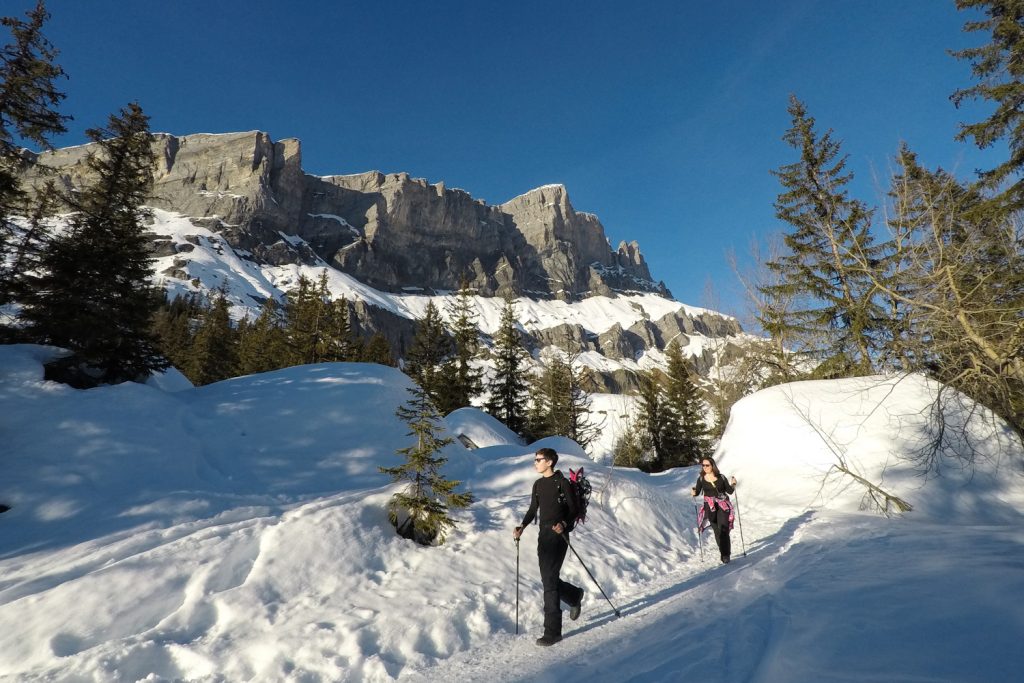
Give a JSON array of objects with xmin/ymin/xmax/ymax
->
[{"xmin": 513, "ymin": 447, "xmax": 584, "ymax": 646}]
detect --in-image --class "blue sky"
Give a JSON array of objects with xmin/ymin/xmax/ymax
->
[{"xmin": 34, "ymin": 0, "xmax": 998, "ymax": 320}]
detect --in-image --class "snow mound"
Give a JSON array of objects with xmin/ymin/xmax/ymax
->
[
  {"xmin": 444, "ymin": 406, "xmax": 523, "ymax": 450},
  {"xmin": 717, "ymin": 374, "xmax": 1024, "ymax": 522}
]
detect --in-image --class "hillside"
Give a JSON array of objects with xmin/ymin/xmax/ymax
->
[{"xmin": 1, "ymin": 344, "xmax": 1022, "ymax": 682}]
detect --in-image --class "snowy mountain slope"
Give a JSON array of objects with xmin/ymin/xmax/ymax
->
[
  {"xmin": 147, "ymin": 207, "xmax": 728, "ymax": 333},
  {"xmin": 1, "ymin": 345, "xmax": 1022, "ymax": 682}
]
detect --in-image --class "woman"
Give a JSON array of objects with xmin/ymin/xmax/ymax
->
[{"xmin": 691, "ymin": 456, "xmax": 738, "ymax": 563}]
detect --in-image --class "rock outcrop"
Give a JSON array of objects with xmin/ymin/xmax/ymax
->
[
  {"xmin": 21, "ymin": 131, "xmax": 669, "ymax": 301},
  {"xmin": 16, "ymin": 130, "xmax": 747, "ymax": 389}
]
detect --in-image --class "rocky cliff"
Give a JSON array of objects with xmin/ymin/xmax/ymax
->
[
  {"xmin": 17, "ymin": 130, "xmax": 747, "ymax": 391},
  {"xmin": 22, "ymin": 130, "xmax": 668, "ymax": 301}
]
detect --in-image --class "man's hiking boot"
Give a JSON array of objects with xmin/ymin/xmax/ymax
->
[
  {"xmin": 721, "ymin": 555, "xmax": 731, "ymax": 564},
  {"xmin": 569, "ymin": 591, "xmax": 584, "ymax": 621},
  {"xmin": 536, "ymin": 634, "xmax": 562, "ymax": 646}
]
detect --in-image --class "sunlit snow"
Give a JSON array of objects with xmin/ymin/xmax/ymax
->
[{"xmin": 1, "ymin": 345, "xmax": 1022, "ymax": 682}]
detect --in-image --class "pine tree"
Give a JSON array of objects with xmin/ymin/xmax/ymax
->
[
  {"xmin": 151, "ymin": 292, "xmax": 201, "ymax": 373},
  {"xmin": 20, "ymin": 102, "xmax": 166, "ymax": 384},
  {"xmin": 484, "ymin": 297, "xmax": 530, "ymax": 434},
  {"xmin": 761, "ymin": 96, "xmax": 883, "ymax": 378},
  {"xmin": 950, "ymin": 0, "xmax": 1024, "ymax": 204},
  {"xmin": 1, "ymin": 179, "xmax": 57, "ymax": 322},
  {"xmin": 0, "ymin": 1, "xmax": 69, "ymax": 310},
  {"xmin": 324, "ymin": 296, "xmax": 361, "ymax": 362},
  {"xmin": 0, "ymin": 0, "xmax": 68, "ymax": 218},
  {"xmin": 283, "ymin": 273, "xmax": 333, "ymax": 365},
  {"xmin": 612, "ymin": 416, "xmax": 649, "ymax": 468},
  {"xmin": 437, "ymin": 281, "xmax": 482, "ymax": 413},
  {"xmin": 361, "ymin": 332, "xmax": 395, "ymax": 366},
  {"xmin": 528, "ymin": 345, "xmax": 598, "ymax": 451},
  {"xmin": 380, "ymin": 383, "xmax": 474, "ymax": 546},
  {"xmin": 404, "ymin": 300, "xmax": 452, "ymax": 408},
  {"xmin": 663, "ymin": 340, "xmax": 712, "ymax": 466},
  {"xmin": 876, "ymin": 144, "xmax": 1024, "ymax": 438},
  {"xmin": 237, "ymin": 297, "xmax": 287, "ymax": 375},
  {"xmin": 634, "ymin": 369, "xmax": 678, "ymax": 472},
  {"xmin": 184, "ymin": 291, "xmax": 238, "ymax": 385},
  {"xmin": 527, "ymin": 351, "xmax": 570, "ymax": 439}
]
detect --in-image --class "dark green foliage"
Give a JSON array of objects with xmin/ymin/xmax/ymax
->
[
  {"xmin": 20, "ymin": 102, "xmax": 167, "ymax": 384},
  {"xmin": 0, "ymin": 1, "xmax": 68, "ymax": 313},
  {"xmin": 663, "ymin": 340, "xmax": 712, "ymax": 466},
  {"xmin": 950, "ymin": 0, "xmax": 1024, "ymax": 203},
  {"xmin": 0, "ymin": 178, "xmax": 56, "ymax": 319},
  {"xmin": 283, "ymin": 272, "xmax": 335, "ymax": 365},
  {"xmin": 611, "ymin": 417, "xmax": 648, "ymax": 468},
  {"xmin": 0, "ymin": 1, "xmax": 68, "ymax": 159},
  {"xmin": 484, "ymin": 298, "xmax": 530, "ymax": 434},
  {"xmin": 323, "ymin": 296, "xmax": 362, "ymax": 362},
  {"xmin": 184, "ymin": 290, "xmax": 238, "ymax": 385},
  {"xmin": 361, "ymin": 332, "xmax": 396, "ymax": 366},
  {"xmin": 380, "ymin": 383, "xmax": 474, "ymax": 545},
  {"xmin": 633, "ymin": 369, "xmax": 682, "ymax": 472},
  {"xmin": 403, "ymin": 300, "xmax": 452, "ymax": 408},
  {"xmin": 436, "ymin": 281, "xmax": 482, "ymax": 414},
  {"xmin": 762, "ymin": 96, "xmax": 884, "ymax": 377},
  {"xmin": 882, "ymin": 144, "xmax": 1024, "ymax": 437},
  {"xmin": 236, "ymin": 297, "xmax": 287, "ymax": 376},
  {"xmin": 151, "ymin": 292, "xmax": 202, "ymax": 371},
  {"xmin": 527, "ymin": 346, "xmax": 598, "ymax": 451}
]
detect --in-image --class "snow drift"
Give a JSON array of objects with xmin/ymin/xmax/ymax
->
[{"xmin": 1, "ymin": 345, "xmax": 1022, "ymax": 682}]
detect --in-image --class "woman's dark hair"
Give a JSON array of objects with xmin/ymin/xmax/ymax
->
[
  {"xmin": 700, "ymin": 455, "xmax": 721, "ymax": 479},
  {"xmin": 536, "ymin": 447, "xmax": 558, "ymax": 466}
]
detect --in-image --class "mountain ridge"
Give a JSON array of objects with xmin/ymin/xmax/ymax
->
[
  {"xmin": 22, "ymin": 130, "xmax": 669, "ymax": 301},
  {"xmin": 15, "ymin": 131, "xmax": 748, "ymax": 391}
]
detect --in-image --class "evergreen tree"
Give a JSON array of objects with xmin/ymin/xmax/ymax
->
[
  {"xmin": 404, "ymin": 300, "xmax": 452, "ymax": 406},
  {"xmin": 877, "ymin": 144, "xmax": 1024, "ymax": 437},
  {"xmin": 284, "ymin": 273, "xmax": 332, "ymax": 365},
  {"xmin": 437, "ymin": 281, "xmax": 482, "ymax": 413},
  {"xmin": 20, "ymin": 102, "xmax": 166, "ymax": 384},
  {"xmin": 634, "ymin": 369, "xmax": 678, "ymax": 472},
  {"xmin": 0, "ymin": 1, "xmax": 68, "ymax": 219},
  {"xmin": 0, "ymin": 1, "xmax": 68, "ymax": 311},
  {"xmin": 950, "ymin": 0, "xmax": 1024, "ymax": 204},
  {"xmin": 612, "ymin": 416, "xmax": 649, "ymax": 469},
  {"xmin": 528, "ymin": 345, "xmax": 598, "ymax": 451},
  {"xmin": 527, "ymin": 351, "xmax": 571, "ymax": 440},
  {"xmin": 1, "ymin": 179, "xmax": 56, "ymax": 322},
  {"xmin": 361, "ymin": 332, "xmax": 395, "ymax": 366},
  {"xmin": 380, "ymin": 383, "xmax": 474, "ymax": 546},
  {"xmin": 151, "ymin": 292, "xmax": 201, "ymax": 372},
  {"xmin": 324, "ymin": 296, "xmax": 362, "ymax": 362},
  {"xmin": 484, "ymin": 297, "xmax": 530, "ymax": 434},
  {"xmin": 237, "ymin": 297, "xmax": 287, "ymax": 375},
  {"xmin": 663, "ymin": 340, "xmax": 712, "ymax": 466},
  {"xmin": 184, "ymin": 291, "xmax": 238, "ymax": 385},
  {"xmin": 761, "ymin": 96, "xmax": 883, "ymax": 378}
]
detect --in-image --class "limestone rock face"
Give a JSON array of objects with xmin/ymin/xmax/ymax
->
[
  {"xmin": 20, "ymin": 131, "xmax": 669, "ymax": 300},
  {"xmin": 15, "ymin": 131, "xmax": 751, "ymax": 389}
]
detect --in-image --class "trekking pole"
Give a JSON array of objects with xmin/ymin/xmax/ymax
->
[
  {"xmin": 515, "ymin": 537, "xmax": 521, "ymax": 634},
  {"xmin": 733, "ymin": 488, "xmax": 747, "ymax": 557},
  {"xmin": 562, "ymin": 534, "xmax": 621, "ymax": 618},
  {"xmin": 693, "ymin": 503, "xmax": 704, "ymax": 561}
]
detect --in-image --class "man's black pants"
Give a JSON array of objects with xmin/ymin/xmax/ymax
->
[{"xmin": 538, "ymin": 527, "xmax": 583, "ymax": 638}]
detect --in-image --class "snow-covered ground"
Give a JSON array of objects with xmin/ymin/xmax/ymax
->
[{"xmin": 1, "ymin": 344, "xmax": 1022, "ymax": 682}]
